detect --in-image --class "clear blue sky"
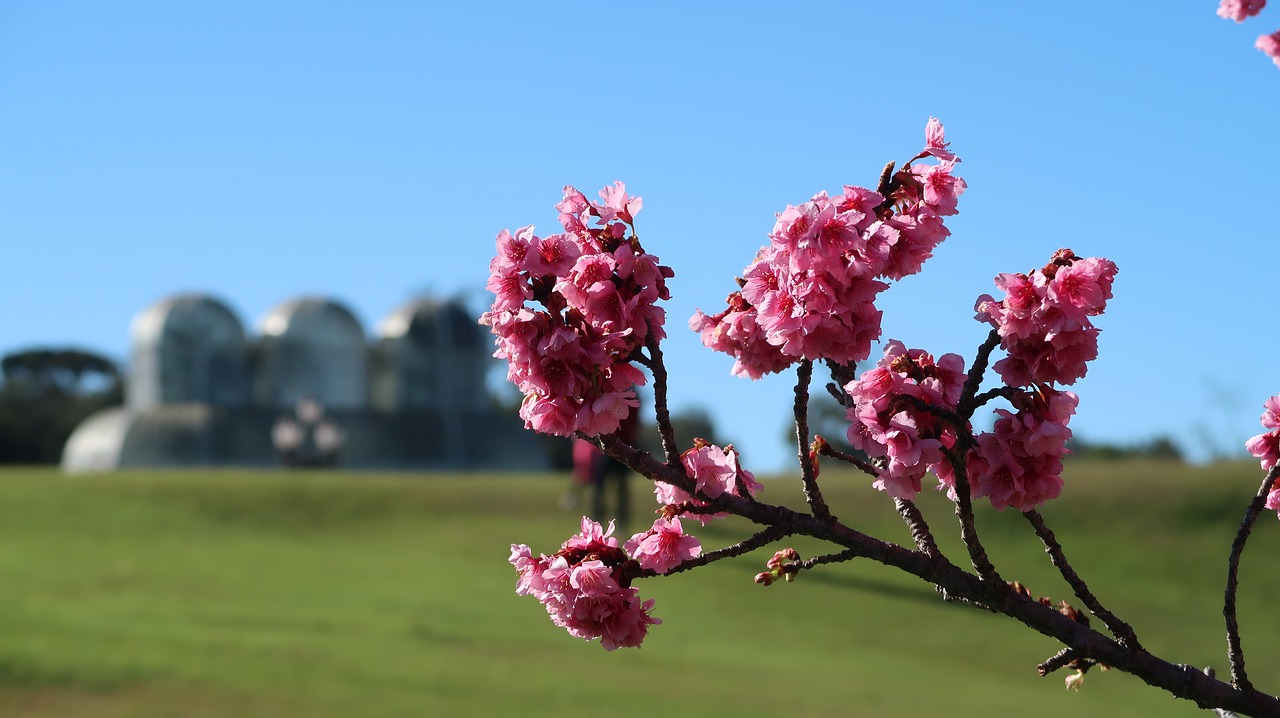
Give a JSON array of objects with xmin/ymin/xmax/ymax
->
[{"xmin": 2, "ymin": 2, "xmax": 1278, "ymax": 473}]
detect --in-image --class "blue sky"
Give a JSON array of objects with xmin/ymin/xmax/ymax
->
[{"xmin": 2, "ymin": 2, "xmax": 1278, "ymax": 473}]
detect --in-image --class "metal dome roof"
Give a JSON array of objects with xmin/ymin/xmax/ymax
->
[
  {"xmin": 376, "ymin": 297, "xmax": 482, "ymax": 351},
  {"xmin": 130, "ymin": 294, "xmax": 246, "ymax": 346},
  {"xmin": 257, "ymin": 296, "xmax": 365, "ymax": 343}
]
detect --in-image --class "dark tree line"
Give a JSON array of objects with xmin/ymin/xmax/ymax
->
[{"xmin": 0, "ymin": 348, "xmax": 123, "ymax": 463}]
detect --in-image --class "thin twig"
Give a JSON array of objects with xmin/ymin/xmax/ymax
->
[
  {"xmin": 969, "ymin": 386, "xmax": 1023, "ymax": 412},
  {"xmin": 1038, "ymin": 646, "xmax": 1080, "ymax": 676},
  {"xmin": 894, "ymin": 497, "xmax": 941, "ymax": 558},
  {"xmin": 796, "ymin": 548, "xmax": 859, "ymax": 571},
  {"xmin": 946, "ymin": 445, "xmax": 1001, "ymax": 582},
  {"xmin": 1025, "ymin": 510, "xmax": 1142, "ymax": 650},
  {"xmin": 656, "ymin": 524, "xmax": 792, "ymax": 577},
  {"xmin": 644, "ymin": 333, "xmax": 681, "ymax": 467},
  {"xmin": 595, "ymin": 396, "xmax": 1280, "ymax": 715},
  {"xmin": 823, "ymin": 358, "xmax": 859, "ymax": 403},
  {"xmin": 1224, "ymin": 463, "xmax": 1280, "ymax": 692},
  {"xmin": 793, "ymin": 360, "xmax": 834, "ymax": 521},
  {"xmin": 957, "ymin": 328, "xmax": 1002, "ymax": 416},
  {"xmin": 814, "ymin": 438, "xmax": 880, "ymax": 477}
]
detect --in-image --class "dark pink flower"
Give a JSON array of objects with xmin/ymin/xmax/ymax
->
[
  {"xmin": 695, "ymin": 118, "xmax": 963, "ymax": 375},
  {"xmin": 976, "ymin": 250, "xmax": 1117, "ymax": 387},
  {"xmin": 967, "ymin": 387, "xmax": 1077, "ymax": 511},
  {"xmin": 844, "ymin": 341, "xmax": 968, "ymax": 501},
  {"xmin": 483, "ymin": 183, "xmax": 672, "ymax": 437}
]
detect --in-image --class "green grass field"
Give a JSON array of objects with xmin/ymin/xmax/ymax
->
[{"xmin": 0, "ymin": 461, "xmax": 1276, "ymax": 717}]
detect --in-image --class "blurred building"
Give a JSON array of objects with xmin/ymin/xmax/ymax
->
[{"xmin": 61, "ymin": 294, "xmax": 543, "ymax": 472}]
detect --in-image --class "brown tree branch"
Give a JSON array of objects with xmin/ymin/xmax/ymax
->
[
  {"xmin": 593, "ymin": 435, "xmax": 1279, "ymax": 715},
  {"xmin": 792, "ymin": 360, "xmax": 834, "ymax": 522},
  {"xmin": 1024, "ymin": 509, "xmax": 1142, "ymax": 650},
  {"xmin": 654, "ymin": 524, "xmax": 792, "ymax": 577},
  {"xmin": 1224, "ymin": 463, "xmax": 1280, "ymax": 692},
  {"xmin": 894, "ymin": 497, "xmax": 941, "ymax": 559},
  {"xmin": 643, "ymin": 333, "xmax": 681, "ymax": 467},
  {"xmin": 814, "ymin": 437, "xmax": 880, "ymax": 477}
]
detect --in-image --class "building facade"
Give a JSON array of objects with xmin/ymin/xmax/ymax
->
[{"xmin": 62, "ymin": 294, "xmax": 544, "ymax": 472}]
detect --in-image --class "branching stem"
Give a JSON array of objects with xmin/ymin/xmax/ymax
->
[
  {"xmin": 1224, "ymin": 464, "xmax": 1280, "ymax": 692},
  {"xmin": 1024, "ymin": 509, "xmax": 1142, "ymax": 650},
  {"xmin": 793, "ymin": 361, "xmax": 834, "ymax": 521},
  {"xmin": 644, "ymin": 333, "xmax": 681, "ymax": 467}
]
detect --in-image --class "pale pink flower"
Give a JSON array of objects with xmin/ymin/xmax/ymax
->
[
  {"xmin": 511, "ymin": 516, "xmax": 662, "ymax": 650},
  {"xmin": 689, "ymin": 293, "xmax": 794, "ymax": 380},
  {"xmin": 625, "ymin": 517, "xmax": 702, "ymax": 574},
  {"xmin": 597, "ymin": 181, "xmax": 643, "ymax": 225},
  {"xmin": 598, "ymin": 593, "xmax": 660, "ymax": 650},
  {"xmin": 1258, "ymin": 30, "xmax": 1280, "ymax": 67},
  {"xmin": 1246, "ymin": 431, "xmax": 1280, "ymax": 470},
  {"xmin": 924, "ymin": 116, "xmax": 956, "ymax": 162},
  {"xmin": 1262, "ymin": 395, "xmax": 1280, "ymax": 428},
  {"xmin": 1247, "ymin": 393, "xmax": 1280, "ymax": 471},
  {"xmin": 1265, "ymin": 484, "xmax": 1280, "ymax": 517},
  {"xmin": 569, "ymin": 559, "xmax": 622, "ymax": 596},
  {"xmin": 656, "ymin": 443, "xmax": 762, "ymax": 524},
  {"xmin": 562, "ymin": 515, "xmax": 619, "ymax": 552},
  {"xmin": 681, "ymin": 443, "xmax": 738, "ymax": 499},
  {"xmin": 1218, "ymin": 0, "xmax": 1267, "ymax": 22}
]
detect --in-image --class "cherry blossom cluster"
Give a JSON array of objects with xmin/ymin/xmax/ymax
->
[
  {"xmin": 843, "ymin": 341, "xmax": 967, "ymax": 500},
  {"xmin": 1245, "ymin": 395, "xmax": 1280, "ymax": 519},
  {"xmin": 480, "ymin": 183, "xmax": 674, "ymax": 437},
  {"xmin": 974, "ymin": 249, "xmax": 1118, "ymax": 388},
  {"xmin": 958, "ymin": 386, "xmax": 1079, "ymax": 512},
  {"xmin": 511, "ymin": 441, "xmax": 757, "ymax": 649},
  {"xmin": 654, "ymin": 440, "xmax": 763, "ymax": 524},
  {"xmin": 842, "ymin": 248, "xmax": 1112, "ymax": 512},
  {"xmin": 691, "ymin": 118, "xmax": 966, "ymax": 379},
  {"xmin": 1217, "ymin": 0, "xmax": 1280, "ymax": 68},
  {"xmin": 509, "ymin": 515, "xmax": 701, "ymax": 650}
]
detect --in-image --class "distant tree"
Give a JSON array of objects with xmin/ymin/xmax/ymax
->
[
  {"xmin": 792, "ymin": 388, "xmax": 868, "ymax": 462},
  {"xmin": 1065, "ymin": 434, "xmax": 1185, "ymax": 462},
  {"xmin": 639, "ymin": 406, "xmax": 723, "ymax": 458},
  {"xmin": 0, "ymin": 348, "xmax": 123, "ymax": 464}
]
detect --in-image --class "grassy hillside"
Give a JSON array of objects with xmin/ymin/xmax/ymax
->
[{"xmin": 0, "ymin": 461, "xmax": 1275, "ymax": 717}]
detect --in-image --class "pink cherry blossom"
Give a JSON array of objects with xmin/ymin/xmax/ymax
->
[
  {"xmin": 1246, "ymin": 393, "xmax": 1280, "ymax": 472},
  {"xmin": 1218, "ymin": 0, "xmax": 1267, "ymax": 22},
  {"xmin": 694, "ymin": 118, "xmax": 964, "ymax": 376},
  {"xmin": 569, "ymin": 560, "xmax": 622, "ymax": 596},
  {"xmin": 689, "ymin": 292, "xmax": 794, "ymax": 379},
  {"xmin": 655, "ymin": 442, "xmax": 763, "ymax": 524},
  {"xmin": 624, "ymin": 517, "xmax": 702, "ymax": 575},
  {"xmin": 510, "ymin": 517, "xmax": 662, "ymax": 650},
  {"xmin": 482, "ymin": 183, "xmax": 673, "ymax": 437},
  {"xmin": 975, "ymin": 249, "xmax": 1117, "ymax": 387},
  {"xmin": 966, "ymin": 387, "xmax": 1078, "ymax": 512},
  {"xmin": 844, "ymin": 341, "xmax": 968, "ymax": 500},
  {"xmin": 924, "ymin": 116, "xmax": 956, "ymax": 162},
  {"xmin": 1258, "ymin": 30, "xmax": 1280, "ymax": 67}
]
